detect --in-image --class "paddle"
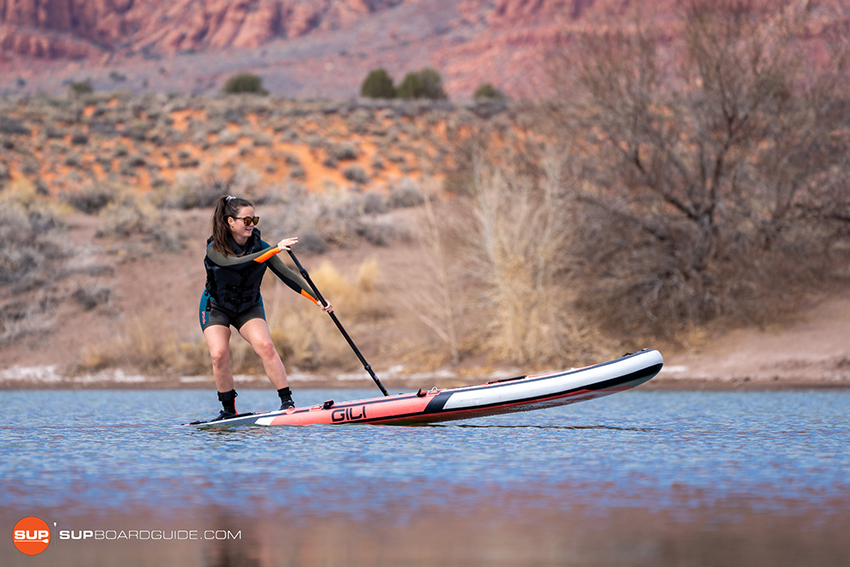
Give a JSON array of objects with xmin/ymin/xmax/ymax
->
[{"xmin": 286, "ymin": 249, "xmax": 390, "ymax": 397}]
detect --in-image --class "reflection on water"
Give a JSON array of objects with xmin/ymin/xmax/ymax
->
[
  {"xmin": 442, "ymin": 423, "xmax": 656, "ymax": 431},
  {"xmin": 2, "ymin": 389, "xmax": 849, "ymax": 566}
]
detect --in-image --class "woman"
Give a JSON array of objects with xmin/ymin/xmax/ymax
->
[{"xmin": 200, "ymin": 195, "xmax": 332, "ymax": 421}]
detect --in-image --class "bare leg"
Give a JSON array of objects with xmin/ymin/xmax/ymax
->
[
  {"xmin": 238, "ymin": 318, "xmax": 289, "ymax": 390},
  {"xmin": 203, "ymin": 325, "xmax": 234, "ymax": 393}
]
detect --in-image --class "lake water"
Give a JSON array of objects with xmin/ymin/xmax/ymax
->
[{"xmin": 2, "ymin": 388, "xmax": 849, "ymax": 566}]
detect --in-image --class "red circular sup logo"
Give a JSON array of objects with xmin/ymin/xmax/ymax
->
[{"xmin": 13, "ymin": 516, "xmax": 51, "ymax": 555}]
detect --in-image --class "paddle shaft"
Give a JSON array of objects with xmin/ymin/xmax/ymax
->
[{"xmin": 287, "ymin": 249, "xmax": 389, "ymax": 397}]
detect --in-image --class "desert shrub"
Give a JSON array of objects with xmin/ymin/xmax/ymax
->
[
  {"xmin": 328, "ymin": 142, "xmax": 359, "ymax": 161},
  {"xmin": 268, "ymin": 184, "xmax": 412, "ymax": 252},
  {"xmin": 360, "ymin": 68, "xmax": 396, "ymax": 99},
  {"xmin": 45, "ymin": 127, "xmax": 66, "ymax": 139},
  {"xmin": 356, "ymin": 221, "xmax": 396, "ymax": 246},
  {"xmin": 0, "ymin": 296, "xmax": 54, "ymax": 346},
  {"xmin": 62, "ymin": 183, "xmax": 118, "ymax": 214},
  {"xmin": 473, "ymin": 83, "xmax": 505, "ymax": 100},
  {"xmin": 389, "ymin": 179, "xmax": 425, "ymax": 208},
  {"xmin": 129, "ymin": 154, "xmax": 147, "ymax": 167},
  {"xmin": 397, "ymin": 72, "xmax": 424, "ymax": 99},
  {"xmin": 397, "ymin": 68, "xmax": 447, "ymax": 100},
  {"xmin": 0, "ymin": 117, "xmax": 29, "ymax": 135},
  {"xmin": 349, "ymin": 109, "xmax": 371, "ymax": 134},
  {"xmin": 217, "ymin": 130, "xmax": 238, "ymax": 146},
  {"xmin": 0, "ymin": 182, "xmax": 70, "ymax": 343},
  {"xmin": 253, "ymin": 133, "xmax": 272, "ymax": 146},
  {"xmin": 96, "ymin": 193, "xmax": 181, "ymax": 250},
  {"xmin": 342, "ymin": 165, "xmax": 370, "ymax": 184},
  {"xmin": 362, "ymin": 191, "xmax": 388, "ymax": 215},
  {"xmin": 0, "ymin": 202, "xmax": 43, "ymax": 284},
  {"xmin": 229, "ymin": 164, "xmax": 275, "ymax": 203},
  {"xmin": 222, "ymin": 73, "xmax": 268, "ymax": 95},
  {"xmin": 298, "ymin": 228, "xmax": 328, "ymax": 254},
  {"xmin": 69, "ymin": 81, "xmax": 93, "ymax": 94},
  {"xmin": 283, "ymin": 152, "xmax": 302, "ymax": 166},
  {"xmin": 157, "ymin": 173, "xmax": 226, "ymax": 210},
  {"xmin": 96, "ymin": 196, "xmax": 155, "ymax": 237},
  {"xmin": 386, "ymin": 152, "xmax": 406, "ymax": 164},
  {"xmin": 157, "ymin": 166, "xmax": 276, "ymax": 210},
  {"xmin": 72, "ymin": 285, "xmax": 111, "ymax": 310},
  {"xmin": 178, "ymin": 155, "xmax": 200, "ymax": 168}
]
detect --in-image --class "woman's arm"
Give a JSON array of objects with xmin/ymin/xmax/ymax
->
[
  {"xmin": 206, "ymin": 243, "xmax": 276, "ymax": 267},
  {"xmin": 267, "ymin": 255, "xmax": 319, "ymax": 304}
]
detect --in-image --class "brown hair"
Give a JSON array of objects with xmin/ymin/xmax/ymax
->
[{"xmin": 210, "ymin": 195, "xmax": 254, "ymax": 256}]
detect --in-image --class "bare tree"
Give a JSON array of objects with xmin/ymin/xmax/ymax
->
[{"xmin": 553, "ymin": 0, "xmax": 850, "ymax": 337}]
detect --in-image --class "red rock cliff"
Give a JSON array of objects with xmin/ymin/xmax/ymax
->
[{"xmin": 0, "ymin": 0, "xmax": 405, "ymax": 58}]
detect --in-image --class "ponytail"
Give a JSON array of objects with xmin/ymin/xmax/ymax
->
[{"xmin": 210, "ymin": 195, "xmax": 254, "ymax": 256}]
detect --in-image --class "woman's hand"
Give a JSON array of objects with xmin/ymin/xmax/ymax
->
[
  {"xmin": 277, "ymin": 237, "xmax": 298, "ymax": 251},
  {"xmin": 320, "ymin": 301, "xmax": 334, "ymax": 313}
]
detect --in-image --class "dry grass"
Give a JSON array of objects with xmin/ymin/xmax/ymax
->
[
  {"xmin": 267, "ymin": 258, "xmax": 385, "ymax": 371},
  {"xmin": 74, "ymin": 258, "xmax": 386, "ymax": 375},
  {"xmin": 461, "ymin": 144, "xmax": 606, "ymax": 366},
  {"xmin": 394, "ymin": 185, "xmax": 464, "ymax": 365},
  {"xmin": 74, "ymin": 306, "xmax": 205, "ymax": 374},
  {"xmin": 76, "ymin": 318, "xmax": 165, "ymax": 373}
]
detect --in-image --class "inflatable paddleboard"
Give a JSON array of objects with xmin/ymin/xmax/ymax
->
[{"xmin": 187, "ymin": 349, "xmax": 662, "ymax": 427}]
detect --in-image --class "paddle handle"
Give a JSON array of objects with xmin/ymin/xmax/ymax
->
[{"xmin": 287, "ymin": 249, "xmax": 389, "ymax": 397}]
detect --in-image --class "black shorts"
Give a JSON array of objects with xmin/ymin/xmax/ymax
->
[{"xmin": 199, "ymin": 291, "xmax": 266, "ymax": 331}]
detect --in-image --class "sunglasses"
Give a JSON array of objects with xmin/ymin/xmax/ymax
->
[{"xmin": 232, "ymin": 216, "xmax": 260, "ymax": 226}]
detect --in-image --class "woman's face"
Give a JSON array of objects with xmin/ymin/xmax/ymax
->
[{"xmin": 227, "ymin": 205, "xmax": 256, "ymax": 243}]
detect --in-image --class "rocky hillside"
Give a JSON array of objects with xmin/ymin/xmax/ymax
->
[
  {"xmin": 2, "ymin": 1, "xmax": 848, "ymax": 100},
  {"xmin": 0, "ymin": 0, "xmax": 407, "ymax": 57},
  {"xmin": 0, "ymin": 0, "xmax": 652, "ymax": 99}
]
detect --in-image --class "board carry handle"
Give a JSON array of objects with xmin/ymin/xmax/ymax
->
[{"xmin": 287, "ymin": 249, "xmax": 390, "ymax": 397}]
